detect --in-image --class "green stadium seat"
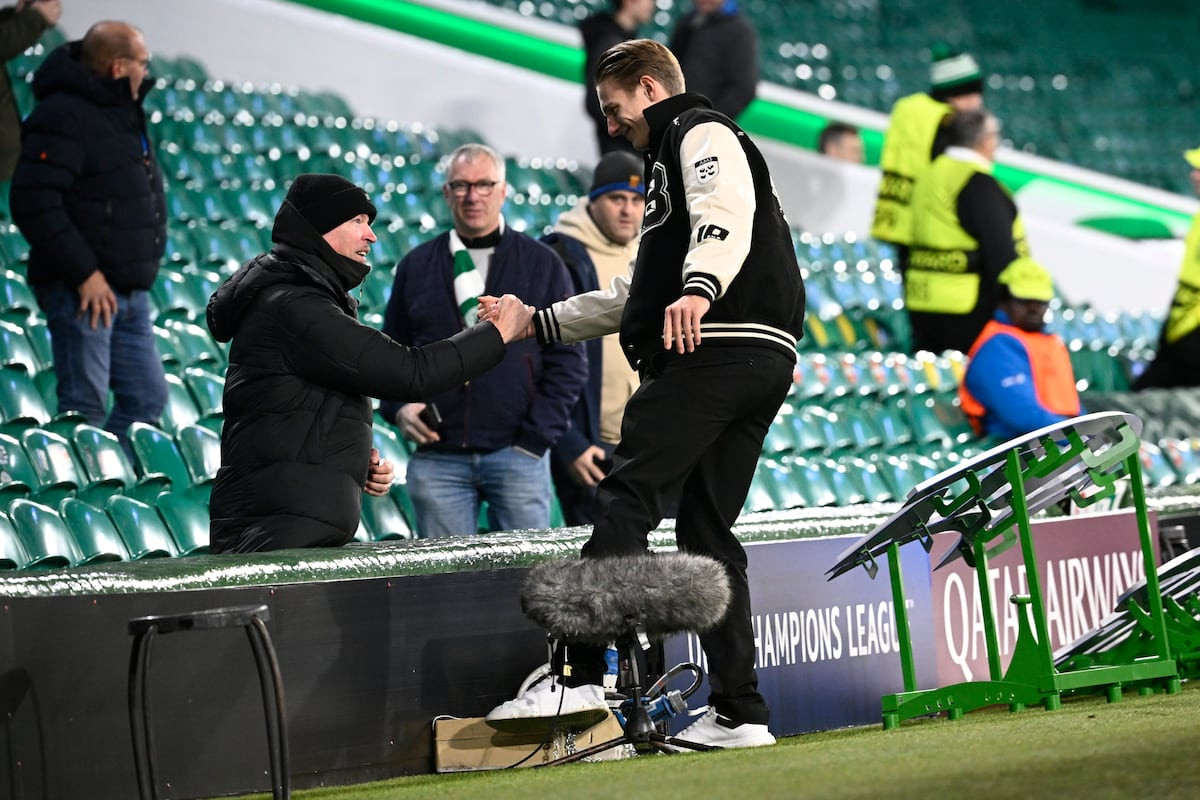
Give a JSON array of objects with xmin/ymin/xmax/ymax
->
[
  {"xmin": 154, "ymin": 490, "xmax": 210, "ymax": 555},
  {"xmin": 0, "ymin": 431, "xmax": 34, "ymax": 509},
  {"xmin": 0, "ymin": 512, "xmax": 30, "ymax": 569},
  {"xmin": 22, "ymin": 318, "xmax": 52, "ymax": 373},
  {"xmin": 151, "ymin": 269, "xmax": 208, "ymax": 322},
  {"xmin": 0, "ymin": 269, "xmax": 37, "ymax": 325},
  {"xmin": 160, "ymin": 372, "xmax": 201, "ymax": 434},
  {"xmin": 817, "ymin": 457, "xmax": 867, "ymax": 506},
  {"xmin": 106, "ymin": 495, "xmax": 179, "ymax": 559},
  {"xmin": 175, "ymin": 424, "xmax": 221, "ymax": 486},
  {"xmin": 161, "ymin": 318, "xmax": 226, "ymax": 371},
  {"xmin": 183, "ymin": 366, "xmax": 224, "ymax": 420},
  {"xmin": 0, "ymin": 320, "xmax": 40, "ymax": 374},
  {"xmin": 762, "ymin": 410, "xmax": 798, "ymax": 456},
  {"xmin": 838, "ymin": 455, "xmax": 895, "ymax": 504},
  {"xmin": 129, "ymin": 422, "xmax": 200, "ymax": 499},
  {"xmin": 7, "ymin": 498, "xmax": 81, "ymax": 568},
  {"xmin": 71, "ymin": 424, "xmax": 167, "ymax": 505},
  {"xmin": 743, "ymin": 460, "xmax": 783, "ymax": 513},
  {"xmin": 0, "ymin": 365, "xmax": 85, "ymax": 434},
  {"xmin": 786, "ymin": 457, "xmax": 838, "ymax": 507},
  {"xmin": 360, "ymin": 493, "xmax": 415, "ymax": 541},
  {"xmin": 1161, "ymin": 438, "xmax": 1200, "ymax": 485},
  {"xmin": 58, "ymin": 497, "xmax": 130, "ymax": 564},
  {"xmin": 19, "ymin": 427, "xmax": 81, "ymax": 508}
]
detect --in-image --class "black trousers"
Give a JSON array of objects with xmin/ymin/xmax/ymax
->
[{"xmin": 565, "ymin": 344, "xmax": 793, "ymax": 726}]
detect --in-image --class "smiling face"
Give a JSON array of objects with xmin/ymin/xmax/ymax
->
[
  {"xmin": 596, "ymin": 77, "xmax": 661, "ymax": 151},
  {"xmin": 443, "ymin": 153, "xmax": 506, "ymax": 239},
  {"xmin": 322, "ymin": 214, "xmax": 377, "ymax": 263}
]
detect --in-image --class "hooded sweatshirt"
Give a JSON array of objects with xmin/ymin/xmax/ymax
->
[{"xmin": 205, "ymin": 201, "xmax": 505, "ymax": 553}]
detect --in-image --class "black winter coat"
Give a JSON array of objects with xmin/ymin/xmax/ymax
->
[
  {"xmin": 10, "ymin": 40, "xmax": 166, "ymax": 291},
  {"xmin": 206, "ymin": 202, "xmax": 506, "ymax": 553}
]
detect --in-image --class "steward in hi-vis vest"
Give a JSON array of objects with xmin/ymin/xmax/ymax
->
[
  {"xmin": 871, "ymin": 48, "xmax": 984, "ymax": 271},
  {"xmin": 905, "ymin": 109, "xmax": 1028, "ymax": 354},
  {"xmin": 960, "ymin": 258, "xmax": 1081, "ymax": 440},
  {"xmin": 1136, "ymin": 147, "xmax": 1200, "ymax": 389}
]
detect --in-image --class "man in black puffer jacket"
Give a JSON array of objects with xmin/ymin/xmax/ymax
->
[
  {"xmin": 206, "ymin": 174, "xmax": 534, "ymax": 554},
  {"xmin": 10, "ymin": 21, "xmax": 167, "ymax": 452}
]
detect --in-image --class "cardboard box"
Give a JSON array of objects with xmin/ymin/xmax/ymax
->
[{"xmin": 433, "ymin": 713, "xmax": 627, "ymax": 771}]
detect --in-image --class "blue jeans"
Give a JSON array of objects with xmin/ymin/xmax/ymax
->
[
  {"xmin": 407, "ymin": 447, "xmax": 551, "ymax": 537},
  {"xmin": 35, "ymin": 282, "xmax": 167, "ymax": 452}
]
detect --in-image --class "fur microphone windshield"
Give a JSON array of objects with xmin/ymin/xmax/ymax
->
[{"xmin": 520, "ymin": 553, "xmax": 733, "ymax": 645}]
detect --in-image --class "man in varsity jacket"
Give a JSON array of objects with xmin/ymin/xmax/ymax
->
[{"xmin": 485, "ymin": 38, "xmax": 805, "ymax": 750}]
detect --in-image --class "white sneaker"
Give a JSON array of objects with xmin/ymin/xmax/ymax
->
[
  {"xmin": 668, "ymin": 707, "xmax": 775, "ymax": 750},
  {"xmin": 485, "ymin": 677, "xmax": 609, "ymax": 734}
]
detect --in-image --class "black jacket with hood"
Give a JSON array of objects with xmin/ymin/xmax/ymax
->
[
  {"xmin": 206, "ymin": 201, "xmax": 505, "ymax": 553},
  {"xmin": 10, "ymin": 39, "xmax": 166, "ymax": 290}
]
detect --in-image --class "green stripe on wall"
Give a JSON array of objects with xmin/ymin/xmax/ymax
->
[{"xmin": 288, "ymin": 0, "xmax": 1190, "ymax": 232}]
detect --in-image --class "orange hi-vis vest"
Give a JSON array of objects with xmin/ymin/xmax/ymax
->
[{"xmin": 959, "ymin": 320, "xmax": 1081, "ymax": 434}]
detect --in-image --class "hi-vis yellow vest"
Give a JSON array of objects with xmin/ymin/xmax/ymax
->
[
  {"xmin": 906, "ymin": 155, "xmax": 1028, "ymax": 315},
  {"xmin": 1164, "ymin": 211, "xmax": 1200, "ymax": 344},
  {"xmin": 870, "ymin": 93, "xmax": 950, "ymax": 246}
]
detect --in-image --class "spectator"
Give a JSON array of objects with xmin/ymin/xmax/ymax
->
[
  {"xmin": 0, "ymin": 0, "xmax": 60, "ymax": 181},
  {"xmin": 906, "ymin": 109, "xmax": 1029, "ymax": 355},
  {"xmin": 206, "ymin": 174, "xmax": 533, "ymax": 554},
  {"xmin": 1134, "ymin": 147, "xmax": 1200, "ymax": 390},
  {"xmin": 581, "ymin": 0, "xmax": 653, "ymax": 156},
  {"xmin": 540, "ymin": 150, "xmax": 645, "ymax": 525},
  {"xmin": 960, "ymin": 258, "xmax": 1081, "ymax": 439},
  {"xmin": 817, "ymin": 121, "xmax": 864, "ymax": 164},
  {"xmin": 871, "ymin": 47, "xmax": 985, "ymax": 275},
  {"xmin": 10, "ymin": 20, "xmax": 166, "ymax": 454},
  {"xmin": 669, "ymin": 0, "xmax": 758, "ymax": 121},
  {"xmin": 486, "ymin": 39, "xmax": 804, "ymax": 750},
  {"xmin": 380, "ymin": 143, "xmax": 587, "ymax": 538}
]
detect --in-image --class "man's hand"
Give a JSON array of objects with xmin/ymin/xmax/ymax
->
[
  {"xmin": 568, "ymin": 445, "xmax": 609, "ymax": 487},
  {"xmin": 663, "ymin": 295, "xmax": 711, "ymax": 353},
  {"xmin": 364, "ymin": 447, "xmax": 394, "ymax": 496},
  {"xmin": 77, "ymin": 270, "xmax": 117, "ymax": 329},
  {"xmin": 480, "ymin": 293, "xmax": 535, "ymax": 343},
  {"xmin": 397, "ymin": 403, "xmax": 440, "ymax": 446}
]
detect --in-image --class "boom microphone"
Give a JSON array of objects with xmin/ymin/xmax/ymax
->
[{"xmin": 520, "ymin": 553, "xmax": 732, "ymax": 645}]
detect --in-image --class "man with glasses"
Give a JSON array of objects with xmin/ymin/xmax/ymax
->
[
  {"xmin": 380, "ymin": 143, "xmax": 586, "ymax": 537},
  {"xmin": 905, "ymin": 109, "xmax": 1029, "ymax": 354},
  {"xmin": 10, "ymin": 20, "xmax": 166, "ymax": 456}
]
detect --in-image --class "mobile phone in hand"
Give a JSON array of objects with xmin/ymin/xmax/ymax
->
[{"xmin": 418, "ymin": 403, "xmax": 442, "ymax": 429}]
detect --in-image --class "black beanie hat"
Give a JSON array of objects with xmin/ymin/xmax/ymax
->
[
  {"xmin": 588, "ymin": 151, "xmax": 646, "ymax": 201},
  {"xmin": 285, "ymin": 173, "xmax": 377, "ymax": 233}
]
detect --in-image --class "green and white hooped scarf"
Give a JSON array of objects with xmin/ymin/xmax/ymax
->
[{"xmin": 450, "ymin": 229, "xmax": 487, "ymax": 326}]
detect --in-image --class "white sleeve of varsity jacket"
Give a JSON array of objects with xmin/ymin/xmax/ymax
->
[
  {"xmin": 535, "ymin": 268, "xmax": 632, "ymax": 345},
  {"xmin": 679, "ymin": 121, "xmax": 757, "ymax": 301}
]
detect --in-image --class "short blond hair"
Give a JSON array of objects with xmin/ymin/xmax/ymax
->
[{"xmin": 594, "ymin": 39, "xmax": 685, "ymax": 96}]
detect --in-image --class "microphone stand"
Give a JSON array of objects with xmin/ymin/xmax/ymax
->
[{"xmin": 535, "ymin": 617, "xmax": 718, "ymax": 767}]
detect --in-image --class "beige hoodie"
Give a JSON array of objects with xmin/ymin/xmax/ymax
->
[{"xmin": 552, "ymin": 202, "xmax": 641, "ymax": 444}]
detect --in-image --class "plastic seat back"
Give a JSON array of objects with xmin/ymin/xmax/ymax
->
[
  {"xmin": 0, "ymin": 431, "xmax": 35, "ymax": 510},
  {"xmin": 360, "ymin": 493, "xmax": 414, "ymax": 541},
  {"xmin": 0, "ymin": 365, "xmax": 50, "ymax": 433},
  {"xmin": 58, "ymin": 497, "xmax": 129, "ymax": 564},
  {"xmin": 129, "ymin": 422, "xmax": 193, "ymax": 494},
  {"xmin": 106, "ymin": 495, "xmax": 179, "ymax": 559},
  {"xmin": 20, "ymin": 427, "xmax": 81, "ymax": 507},
  {"xmin": 154, "ymin": 491, "xmax": 210, "ymax": 555},
  {"xmin": 175, "ymin": 424, "xmax": 221, "ymax": 485},
  {"xmin": 0, "ymin": 512, "xmax": 31, "ymax": 569},
  {"xmin": 7, "ymin": 498, "xmax": 82, "ymax": 568}
]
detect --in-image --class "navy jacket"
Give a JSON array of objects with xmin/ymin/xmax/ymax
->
[
  {"xmin": 380, "ymin": 227, "xmax": 586, "ymax": 456},
  {"xmin": 541, "ymin": 231, "xmax": 602, "ymax": 462},
  {"xmin": 206, "ymin": 202, "xmax": 506, "ymax": 553},
  {"xmin": 10, "ymin": 40, "xmax": 165, "ymax": 291}
]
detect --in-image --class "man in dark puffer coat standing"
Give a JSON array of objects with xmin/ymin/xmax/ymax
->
[
  {"xmin": 10, "ymin": 21, "xmax": 166, "ymax": 453},
  {"xmin": 206, "ymin": 174, "xmax": 534, "ymax": 553}
]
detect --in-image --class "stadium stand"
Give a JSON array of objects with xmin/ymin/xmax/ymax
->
[{"xmin": 0, "ymin": 11, "xmax": 1194, "ymax": 572}]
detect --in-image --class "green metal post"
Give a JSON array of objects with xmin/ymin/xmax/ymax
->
[
  {"xmin": 1125, "ymin": 452, "xmax": 1173, "ymax": 663},
  {"xmin": 1007, "ymin": 449, "xmax": 1056, "ymax": 675},
  {"xmin": 972, "ymin": 537, "xmax": 1003, "ymax": 681},
  {"xmin": 887, "ymin": 541, "xmax": 917, "ymax": 692}
]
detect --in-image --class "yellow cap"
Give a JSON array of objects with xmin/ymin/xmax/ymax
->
[
  {"xmin": 1186, "ymin": 148, "xmax": 1200, "ymax": 170},
  {"xmin": 998, "ymin": 257, "xmax": 1055, "ymax": 302}
]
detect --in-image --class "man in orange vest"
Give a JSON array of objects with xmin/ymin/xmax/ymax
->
[{"xmin": 959, "ymin": 258, "xmax": 1082, "ymax": 439}]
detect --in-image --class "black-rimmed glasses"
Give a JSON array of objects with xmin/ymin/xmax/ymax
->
[{"xmin": 446, "ymin": 180, "xmax": 499, "ymax": 197}]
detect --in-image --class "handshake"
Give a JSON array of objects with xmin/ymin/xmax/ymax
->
[{"xmin": 478, "ymin": 294, "xmax": 536, "ymax": 343}]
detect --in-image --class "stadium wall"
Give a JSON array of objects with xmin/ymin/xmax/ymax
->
[{"xmin": 0, "ymin": 509, "xmax": 1162, "ymax": 798}]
